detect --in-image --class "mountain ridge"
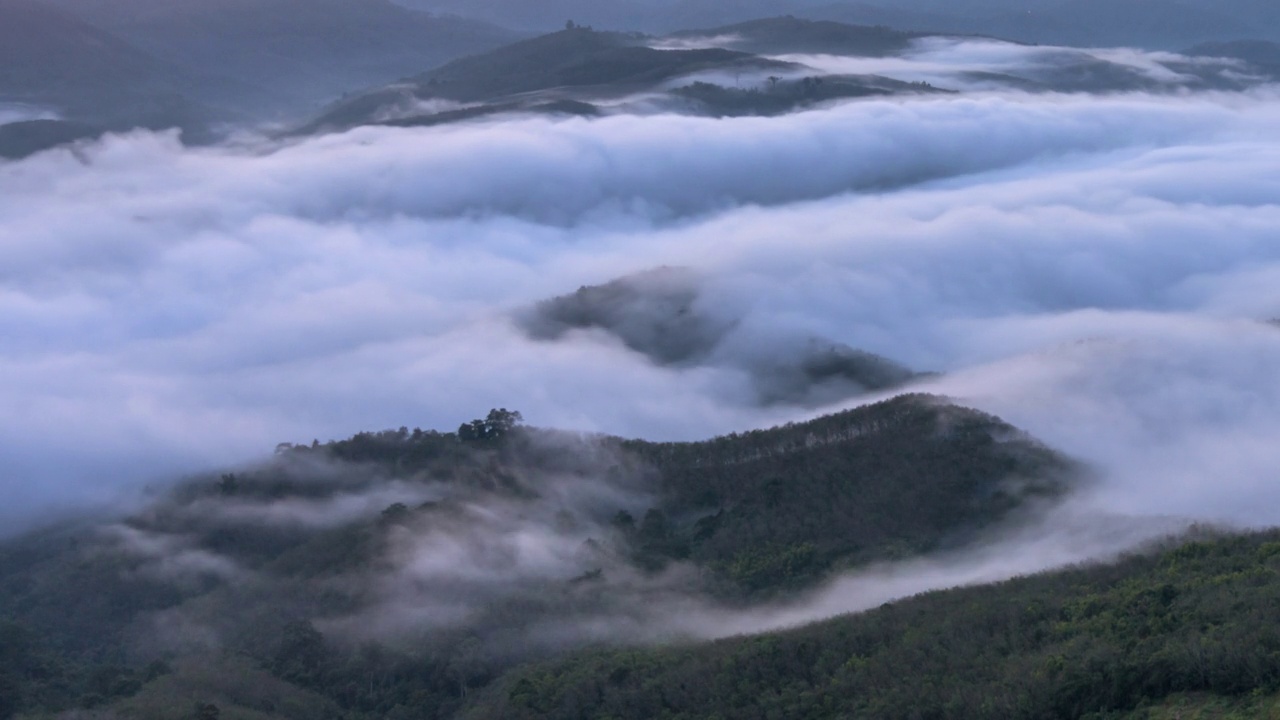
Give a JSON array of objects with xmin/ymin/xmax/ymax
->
[{"xmin": 0, "ymin": 394, "xmax": 1078, "ymax": 718}]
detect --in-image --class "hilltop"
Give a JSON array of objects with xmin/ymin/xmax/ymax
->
[
  {"xmin": 300, "ymin": 26, "xmax": 797, "ymax": 132},
  {"xmin": 0, "ymin": 395, "xmax": 1076, "ymax": 719},
  {"xmin": 520, "ymin": 268, "xmax": 922, "ymax": 407}
]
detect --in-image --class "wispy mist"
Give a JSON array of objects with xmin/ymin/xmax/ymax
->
[{"xmin": 0, "ymin": 102, "xmax": 57, "ymax": 125}]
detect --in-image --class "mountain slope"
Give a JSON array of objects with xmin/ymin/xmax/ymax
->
[
  {"xmin": 0, "ymin": 397, "xmax": 1075, "ymax": 718},
  {"xmin": 623, "ymin": 394, "xmax": 1072, "ymax": 590},
  {"xmin": 0, "ymin": 0, "xmax": 217, "ymax": 134},
  {"xmin": 467, "ymin": 529, "xmax": 1280, "ymax": 720},
  {"xmin": 37, "ymin": 0, "xmax": 520, "ymax": 118},
  {"xmin": 302, "ymin": 27, "xmax": 794, "ymax": 132},
  {"xmin": 522, "ymin": 268, "xmax": 923, "ymax": 408},
  {"xmin": 414, "ymin": 27, "xmax": 775, "ymax": 101},
  {"xmin": 392, "ymin": 0, "xmax": 1273, "ymax": 46}
]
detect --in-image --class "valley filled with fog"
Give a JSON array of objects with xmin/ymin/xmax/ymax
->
[
  {"xmin": 5, "ymin": 36, "xmax": 1279, "ymax": 536},
  {"xmin": 4, "ymin": 4, "xmax": 1280, "ymax": 718}
]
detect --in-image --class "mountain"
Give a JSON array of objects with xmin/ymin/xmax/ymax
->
[
  {"xmin": 36, "ymin": 0, "xmax": 520, "ymax": 119},
  {"xmin": 297, "ymin": 12, "xmax": 1262, "ymax": 136},
  {"xmin": 300, "ymin": 27, "xmax": 796, "ymax": 133},
  {"xmin": 392, "ymin": 0, "xmax": 1277, "ymax": 47},
  {"xmin": 0, "ymin": 0, "xmax": 218, "ymax": 138},
  {"xmin": 408, "ymin": 27, "xmax": 770, "ymax": 101},
  {"xmin": 0, "ymin": 396, "xmax": 1075, "ymax": 718},
  {"xmin": 467, "ymin": 529, "xmax": 1280, "ymax": 719},
  {"xmin": 521, "ymin": 268, "xmax": 922, "ymax": 407},
  {"xmin": 621, "ymin": 394, "xmax": 1073, "ymax": 590}
]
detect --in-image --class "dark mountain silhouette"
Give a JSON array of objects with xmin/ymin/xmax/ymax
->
[
  {"xmin": 0, "ymin": 0, "xmax": 225, "ymax": 149},
  {"xmin": 301, "ymin": 27, "xmax": 795, "ymax": 133},
  {"xmin": 35, "ymin": 0, "xmax": 520, "ymax": 119},
  {"xmin": 393, "ymin": 0, "xmax": 1278, "ymax": 47},
  {"xmin": 521, "ymin": 268, "xmax": 922, "ymax": 407},
  {"xmin": 409, "ymin": 27, "xmax": 774, "ymax": 101}
]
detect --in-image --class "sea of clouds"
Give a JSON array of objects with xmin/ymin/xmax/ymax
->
[{"xmin": 2, "ymin": 39, "xmax": 1279, "ymax": 582}]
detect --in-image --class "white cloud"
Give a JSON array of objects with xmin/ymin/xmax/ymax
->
[{"xmin": 2, "ymin": 52, "xmax": 1280, "ymax": 546}]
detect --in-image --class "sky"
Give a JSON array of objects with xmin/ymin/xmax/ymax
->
[{"xmin": 2, "ymin": 40, "xmax": 1279, "ymax": 547}]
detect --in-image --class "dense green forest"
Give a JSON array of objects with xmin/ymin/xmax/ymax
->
[
  {"xmin": 0, "ymin": 396, "xmax": 1078, "ymax": 719},
  {"xmin": 469, "ymin": 530, "xmax": 1280, "ymax": 720},
  {"xmin": 0, "ymin": 397, "xmax": 1277, "ymax": 718},
  {"xmin": 12, "ymin": 523, "xmax": 1280, "ymax": 719},
  {"xmin": 1, "ymin": 397, "xmax": 1272, "ymax": 720}
]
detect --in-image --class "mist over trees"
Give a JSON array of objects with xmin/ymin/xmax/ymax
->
[
  {"xmin": 4, "ymin": 0, "xmax": 1280, "ymax": 718},
  {"xmin": 472, "ymin": 529, "xmax": 1280, "ymax": 720},
  {"xmin": 0, "ymin": 398, "xmax": 1082, "ymax": 718},
  {"xmin": 390, "ymin": 0, "xmax": 1280, "ymax": 46}
]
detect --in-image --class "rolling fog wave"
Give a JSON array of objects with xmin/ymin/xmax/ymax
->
[{"xmin": 2, "ymin": 65, "xmax": 1279, "ymax": 573}]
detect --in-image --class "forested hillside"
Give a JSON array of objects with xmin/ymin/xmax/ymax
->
[
  {"xmin": 468, "ymin": 530, "xmax": 1280, "ymax": 720},
  {"xmin": 0, "ymin": 396, "xmax": 1075, "ymax": 719}
]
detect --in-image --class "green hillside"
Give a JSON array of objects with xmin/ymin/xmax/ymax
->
[
  {"xmin": 467, "ymin": 530, "xmax": 1280, "ymax": 720},
  {"xmin": 0, "ymin": 395, "xmax": 1073, "ymax": 719},
  {"xmin": 623, "ymin": 395, "xmax": 1070, "ymax": 591}
]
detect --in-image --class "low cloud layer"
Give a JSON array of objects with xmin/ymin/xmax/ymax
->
[
  {"xmin": 772, "ymin": 37, "xmax": 1261, "ymax": 92},
  {"xmin": 2, "ymin": 37, "xmax": 1280, "ymax": 574},
  {"xmin": 0, "ymin": 102, "xmax": 57, "ymax": 125}
]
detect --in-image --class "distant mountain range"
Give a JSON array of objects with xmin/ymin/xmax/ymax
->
[
  {"xmin": 0, "ymin": 0, "xmax": 519, "ymax": 157},
  {"xmin": 393, "ymin": 0, "xmax": 1280, "ymax": 47},
  {"xmin": 4, "ymin": 0, "xmax": 1278, "ymax": 158},
  {"xmin": 296, "ymin": 18, "xmax": 1266, "ymax": 136},
  {"xmin": 297, "ymin": 26, "xmax": 804, "ymax": 133},
  {"xmin": 36, "ymin": 0, "xmax": 519, "ymax": 116},
  {"xmin": 0, "ymin": 0, "xmax": 217, "ymax": 133}
]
